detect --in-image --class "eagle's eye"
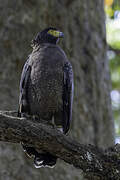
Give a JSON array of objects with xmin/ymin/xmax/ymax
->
[{"xmin": 47, "ymin": 30, "xmax": 64, "ymax": 38}]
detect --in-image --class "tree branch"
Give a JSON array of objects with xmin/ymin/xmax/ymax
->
[
  {"xmin": 0, "ymin": 111, "xmax": 120, "ymax": 180},
  {"xmin": 108, "ymin": 46, "xmax": 120, "ymax": 55}
]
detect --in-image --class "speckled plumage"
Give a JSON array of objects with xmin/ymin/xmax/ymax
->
[
  {"xmin": 18, "ymin": 27, "xmax": 73, "ymax": 168},
  {"xmin": 28, "ymin": 44, "xmax": 66, "ymax": 122},
  {"xmin": 19, "ymin": 43, "xmax": 73, "ymax": 132}
]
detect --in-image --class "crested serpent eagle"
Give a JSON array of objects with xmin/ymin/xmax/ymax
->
[{"xmin": 18, "ymin": 27, "xmax": 74, "ymax": 168}]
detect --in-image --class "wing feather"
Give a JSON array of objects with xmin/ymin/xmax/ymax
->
[
  {"xmin": 18, "ymin": 58, "xmax": 31, "ymax": 117},
  {"xmin": 63, "ymin": 61, "xmax": 73, "ymax": 133}
]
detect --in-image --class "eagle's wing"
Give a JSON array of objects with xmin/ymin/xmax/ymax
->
[
  {"xmin": 18, "ymin": 58, "xmax": 31, "ymax": 117},
  {"xmin": 63, "ymin": 61, "xmax": 74, "ymax": 134}
]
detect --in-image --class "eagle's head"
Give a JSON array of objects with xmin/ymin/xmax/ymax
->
[{"xmin": 32, "ymin": 27, "xmax": 64, "ymax": 45}]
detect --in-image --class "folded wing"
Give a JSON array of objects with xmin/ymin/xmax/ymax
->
[{"xmin": 63, "ymin": 62, "xmax": 74, "ymax": 134}]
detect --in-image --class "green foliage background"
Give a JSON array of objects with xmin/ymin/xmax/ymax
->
[{"xmin": 105, "ymin": 0, "xmax": 120, "ymax": 138}]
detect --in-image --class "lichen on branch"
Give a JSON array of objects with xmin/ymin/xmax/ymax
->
[{"xmin": 0, "ymin": 110, "xmax": 120, "ymax": 180}]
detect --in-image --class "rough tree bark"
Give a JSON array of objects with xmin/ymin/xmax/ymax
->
[
  {"xmin": 0, "ymin": 0, "xmax": 115, "ymax": 180},
  {"xmin": 0, "ymin": 111, "xmax": 119, "ymax": 180}
]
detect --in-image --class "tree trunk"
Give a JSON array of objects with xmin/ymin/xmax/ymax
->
[{"xmin": 0, "ymin": 0, "xmax": 114, "ymax": 180}]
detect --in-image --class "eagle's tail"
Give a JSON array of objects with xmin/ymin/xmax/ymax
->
[
  {"xmin": 21, "ymin": 143, "xmax": 57, "ymax": 168},
  {"xmin": 34, "ymin": 152, "xmax": 57, "ymax": 168}
]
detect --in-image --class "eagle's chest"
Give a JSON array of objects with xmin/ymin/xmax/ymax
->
[
  {"xmin": 28, "ymin": 54, "xmax": 64, "ymax": 115},
  {"xmin": 31, "ymin": 56, "xmax": 63, "ymax": 92}
]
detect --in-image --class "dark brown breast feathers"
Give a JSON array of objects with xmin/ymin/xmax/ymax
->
[{"xmin": 27, "ymin": 44, "xmax": 68, "ymax": 120}]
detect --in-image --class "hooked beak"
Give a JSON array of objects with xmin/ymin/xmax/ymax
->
[{"xmin": 59, "ymin": 31, "xmax": 64, "ymax": 38}]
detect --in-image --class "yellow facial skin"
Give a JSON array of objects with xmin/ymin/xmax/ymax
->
[{"xmin": 48, "ymin": 30, "xmax": 63, "ymax": 38}]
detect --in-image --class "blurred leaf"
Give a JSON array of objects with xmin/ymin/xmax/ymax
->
[
  {"xmin": 105, "ymin": 0, "xmax": 114, "ymax": 6},
  {"xmin": 105, "ymin": 6, "xmax": 114, "ymax": 17},
  {"xmin": 106, "ymin": 20, "xmax": 120, "ymax": 48},
  {"xmin": 109, "ymin": 55, "xmax": 120, "ymax": 89}
]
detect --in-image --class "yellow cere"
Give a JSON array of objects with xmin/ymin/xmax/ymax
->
[{"xmin": 48, "ymin": 30, "xmax": 60, "ymax": 37}]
